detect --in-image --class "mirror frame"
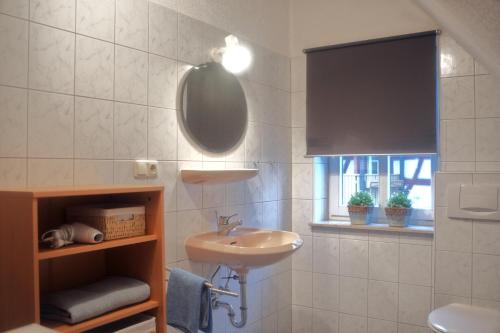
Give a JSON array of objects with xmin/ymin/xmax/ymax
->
[{"xmin": 178, "ymin": 62, "xmax": 248, "ymax": 154}]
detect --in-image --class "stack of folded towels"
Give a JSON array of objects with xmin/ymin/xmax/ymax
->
[{"xmin": 41, "ymin": 276, "xmax": 150, "ymax": 324}]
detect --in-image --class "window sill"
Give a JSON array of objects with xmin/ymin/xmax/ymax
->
[{"xmin": 309, "ymin": 220, "xmax": 434, "ymax": 235}]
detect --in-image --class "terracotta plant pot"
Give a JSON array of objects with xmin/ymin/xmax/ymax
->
[
  {"xmin": 385, "ymin": 207, "xmax": 412, "ymax": 227},
  {"xmin": 348, "ymin": 205, "xmax": 372, "ymax": 225}
]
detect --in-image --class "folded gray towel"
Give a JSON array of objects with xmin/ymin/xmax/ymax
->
[
  {"xmin": 41, "ymin": 276, "xmax": 150, "ymax": 324},
  {"xmin": 167, "ymin": 268, "xmax": 212, "ymax": 333}
]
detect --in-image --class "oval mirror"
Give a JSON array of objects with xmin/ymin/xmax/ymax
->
[{"xmin": 179, "ymin": 62, "xmax": 248, "ymax": 153}]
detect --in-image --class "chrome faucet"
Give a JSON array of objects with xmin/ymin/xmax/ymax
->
[{"xmin": 217, "ymin": 213, "xmax": 242, "ymax": 236}]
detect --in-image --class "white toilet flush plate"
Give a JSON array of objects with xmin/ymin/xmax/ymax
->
[{"xmin": 448, "ymin": 184, "xmax": 500, "ymax": 221}]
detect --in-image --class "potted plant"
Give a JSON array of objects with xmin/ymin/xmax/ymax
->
[
  {"xmin": 385, "ymin": 192, "xmax": 412, "ymax": 227},
  {"xmin": 347, "ymin": 191, "xmax": 374, "ymax": 225}
]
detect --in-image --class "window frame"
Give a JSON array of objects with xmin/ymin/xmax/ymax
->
[{"xmin": 328, "ymin": 156, "xmax": 435, "ymax": 224}]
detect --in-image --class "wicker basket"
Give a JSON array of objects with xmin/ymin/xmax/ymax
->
[{"xmin": 67, "ymin": 204, "xmax": 146, "ymax": 240}]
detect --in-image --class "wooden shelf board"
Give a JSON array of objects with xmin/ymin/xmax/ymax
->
[
  {"xmin": 38, "ymin": 235, "xmax": 158, "ymax": 260},
  {"xmin": 42, "ymin": 300, "xmax": 159, "ymax": 333},
  {"xmin": 310, "ymin": 220, "xmax": 434, "ymax": 235},
  {"xmin": 181, "ymin": 168, "xmax": 259, "ymax": 184},
  {"xmin": 0, "ymin": 185, "xmax": 163, "ymax": 198}
]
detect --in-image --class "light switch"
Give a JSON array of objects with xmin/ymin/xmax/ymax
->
[{"xmin": 134, "ymin": 160, "xmax": 148, "ymax": 178}]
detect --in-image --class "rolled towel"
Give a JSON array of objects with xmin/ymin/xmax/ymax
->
[
  {"xmin": 41, "ymin": 276, "xmax": 150, "ymax": 324},
  {"xmin": 167, "ymin": 268, "xmax": 212, "ymax": 333}
]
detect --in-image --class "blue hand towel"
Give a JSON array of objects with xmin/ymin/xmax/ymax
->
[{"xmin": 167, "ymin": 268, "xmax": 212, "ymax": 333}]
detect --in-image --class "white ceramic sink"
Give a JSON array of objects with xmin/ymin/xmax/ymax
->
[{"xmin": 185, "ymin": 227, "xmax": 303, "ymax": 272}]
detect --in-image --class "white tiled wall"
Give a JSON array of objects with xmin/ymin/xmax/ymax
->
[
  {"xmin": 433, "ymin": 33, "xmax": 500, "ymax": 314},
  {"xmin": 434, "ymin": 173, "xmax": 500, "ymax": 311},
  {"xmin": 434, "ymin": 173, "xmax": 500, "ymax": 309},
  {"xmin": 291, "ymin": 228, "xmax": 434, "ymax": 333},
  {"xmin": 0, "ymin": 1, "xmax": 292, "ymax": 332},
  {"xmin": 439, "ymin": 34, "xmax": 500, "ymax": 173}
]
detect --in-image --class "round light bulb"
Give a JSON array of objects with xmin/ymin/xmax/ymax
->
[{"xmin": 222, "ymin": 44, "xmax": 252, "ymax": 74}]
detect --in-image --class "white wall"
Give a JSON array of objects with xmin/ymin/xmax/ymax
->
[
  {"xmin": 415, "ymin": 0, "xmax": 500, "ymax": 79},
  {"xmin": 0, "ymin": 0, "xmax": 292, "ymax": 332},
  {"xmin": 434, "ymin": 34, "xmax": 500, "ymax": 313},
  {"xmin": 289, "ymin": 0, "xmax": 436, "ymax": 56},
  {"xmin": 164, "ymin": 0, "xmax": 290, "ymax": 56}
]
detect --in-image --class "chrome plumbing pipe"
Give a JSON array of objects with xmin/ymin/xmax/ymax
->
[{"xmin": 213, "ymin": 272, "xmax": 248, "ymax": 328}]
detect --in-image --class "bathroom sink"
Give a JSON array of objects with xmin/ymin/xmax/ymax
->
[{"xmin": 185, "ymin": 227, "xmax": 303, "ymax": 272}]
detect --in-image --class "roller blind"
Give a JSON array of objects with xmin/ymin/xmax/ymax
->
[{"xmin": 305, "ymin": 31, "xmax": 438, "ymax": 156}]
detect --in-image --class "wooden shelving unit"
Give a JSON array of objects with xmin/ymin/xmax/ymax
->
[{"xmin": 0, "ymin": 186, "xmax": 166, "ymax": 332}]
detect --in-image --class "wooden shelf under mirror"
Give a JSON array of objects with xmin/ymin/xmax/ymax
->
[
  {"xmin": 181, "ymin": 168, "xmax": 259, "ymax": 184},
  {"xmin": 0, "ymin": 185, "xmax": 166, "ymax": 333}
]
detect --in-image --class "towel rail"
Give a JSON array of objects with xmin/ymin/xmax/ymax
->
[{"xmin": 166, "ymin": 267, "xmax": 239, "ymax": 297}]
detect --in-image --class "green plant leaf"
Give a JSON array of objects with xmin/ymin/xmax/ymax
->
[
  {"xmin": 347, "ymin": 191, "xmax": 374, "ymax": 207},
  {"xmin": 387, "ymin": 191, "xmax": 412, "ymax": 208}
]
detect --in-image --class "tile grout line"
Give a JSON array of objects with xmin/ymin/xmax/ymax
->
[
  {"xmin": 471, "ymin": 64, "xmax": 477, "ymax": 301},
  {"xmin": 73, "ymin": 0, "xmax": 77, "ymax": 186},
  {"xmin": 25, "ymin": 3, "xmax": 31, "ymax": 187},
  {"xmin": 366, "ymin": 234, "xmax": 370, "ymax": 323},
  {"xmin": 146, "ymin": 0, "xmax": 150, "ymax": 163},
  {"xmin": 112, "ymin": 0, "xmax": 117, "ymax": 184},
  {"xmin": 396, "ymin": 234, "xmax": 401, "ymax": 326},
  {"xmin": 473, "ymin": 65, "xmax": 477, "ymax": 172},
  {"xmin": 2, "ymin": 84, "xmax": 189, "ymax": 112}
]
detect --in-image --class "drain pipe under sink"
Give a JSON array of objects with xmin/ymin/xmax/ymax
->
[{"xmin": 213, "ymin": 272, "xmax": 248, "ymax": 328}]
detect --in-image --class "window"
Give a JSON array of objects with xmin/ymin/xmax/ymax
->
[
  {"xmin": 329, "ymin": 155, "xmax": 436, "ymax": 222},
  {"xmin": 339, "ymin": 156, "xmax": 382, "ymax": 207},
  {"xmin": 388, "ymin": 156, "xmax": 434, "ymax": 210},
  {"xmin": 305, "ymin": 32, "xmax": 438, "ymax": 225}
]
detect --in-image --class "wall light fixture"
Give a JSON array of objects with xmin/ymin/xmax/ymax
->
[{"xmin": 211, "ymin": 35, "xmax": 252, "ymax": 74}]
